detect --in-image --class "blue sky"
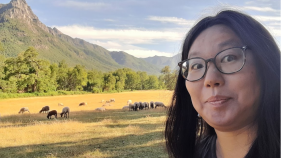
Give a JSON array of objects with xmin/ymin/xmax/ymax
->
[{"xmin": 2, "ymin": 0, "xmax": 281, "ymax": 58}]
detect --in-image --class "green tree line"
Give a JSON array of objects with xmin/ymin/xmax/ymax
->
[{"xmin": 0, "ymin": 47, "xmax": 177, "ymax": 93}]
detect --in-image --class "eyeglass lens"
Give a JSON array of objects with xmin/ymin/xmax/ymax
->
[{"xmin": 181, "ymin": 47, "xmax": 245, "ymax": 81}]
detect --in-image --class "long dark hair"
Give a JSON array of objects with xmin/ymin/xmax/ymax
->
[{"xmin": 165, "ymin": 10, "xmax": 280, "ymax": 158}]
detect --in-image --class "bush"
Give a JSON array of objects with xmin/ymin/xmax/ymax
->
[
  {"xmin": 0, "ymin": 91, "xmax": 90, "ymax": 99},
  {"xmin": 92, "ymin": 87, "xmax": 101, "ymax": 93}
]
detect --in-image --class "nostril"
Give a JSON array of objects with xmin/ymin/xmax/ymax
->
[{"xmin": 214, "ymin": 83, "xmax": 220, "ymax": 86}]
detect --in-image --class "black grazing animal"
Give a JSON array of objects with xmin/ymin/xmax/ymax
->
[
  {"xmin": 129, "ymin": 103, "xmax": 135, "ymax": 111},
  {"xmin": 47, "ymin": 110, "xmax": 57, "ymax": 119},
  {"xmin": 79, "ymin": 102, "xmax": 87, "ymax": 106},
  {"xmin": 139, "ymin": 102, "xmax": 144, "ymax": 110},
  {"xmin": 150, "ymin": 101, "xmax": 155, "ymax": 109},
  {"xmin": 134, "ymin": 102, "xmax": 140, "ymax": 111},
  {"xmin": 154, "ymin": 102, "xmax": 167, "ymax": 108},
  {"xmin": 60, "ymin": 107, "xmax": 70, "ymax": 118},
  {"xmin": 39, "ymin": 106, "xmax": 50, "ymax": 113}
]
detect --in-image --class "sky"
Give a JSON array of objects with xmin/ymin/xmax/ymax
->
[{"xmin": 2, "ymin": 0, "xmax": 281, "ymax": 58}]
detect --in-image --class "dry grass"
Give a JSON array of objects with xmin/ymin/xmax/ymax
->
[
  {"xmin": 0, "ymin": 90, "xmax": 173, "ymax": 116},
  {"xmin": 0, "ymin": 90, "xmax": 172, "ymax": 158}
]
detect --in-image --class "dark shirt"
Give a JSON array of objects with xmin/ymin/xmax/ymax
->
[
  {"xmin": 195, "ymin": 135, "xmax": 259, "ymax": 158},
  {"xmin": 195, "ymin": 135, "xmax": 217, "ymax": 158}
]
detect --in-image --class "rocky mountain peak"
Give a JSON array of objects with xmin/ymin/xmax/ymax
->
[
  {"xmin": 1, "ymin": 0, "xmax": 38, "ymax": 21},
  {"xmin": 0, "ymin": 0, "xmax": 52, "ymax": 33},
  {"xmin": 10, "ymin": 0, "xmax": 28, "ymax": 7}
]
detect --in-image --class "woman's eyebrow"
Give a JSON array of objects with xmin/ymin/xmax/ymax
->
[{"xmin": 188, "ymin": 51, "xmax": 200, "ymax": 59}]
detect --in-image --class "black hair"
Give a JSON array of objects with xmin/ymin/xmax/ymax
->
[{"xmin": 165, "ymin": 9, "xmax": 280, "ymax": 158}]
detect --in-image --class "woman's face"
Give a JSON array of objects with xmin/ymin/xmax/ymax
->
[{"xmin": 185, "ymin": 25, "xmax": 260, "ymax": 131}]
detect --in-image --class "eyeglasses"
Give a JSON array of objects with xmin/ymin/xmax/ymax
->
[{"xmin": 178, "ymin": 46, "xmax": 248, "ymax": 82}]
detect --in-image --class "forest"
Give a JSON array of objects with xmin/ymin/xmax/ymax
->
[{"xmin": 0, "ymin": 47, "xmax": 178, "ymax": 94}]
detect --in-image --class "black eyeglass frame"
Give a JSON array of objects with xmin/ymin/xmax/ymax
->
[{"xmin": 178, "ymin": 46, "xmax": 248, "ymax": 82}]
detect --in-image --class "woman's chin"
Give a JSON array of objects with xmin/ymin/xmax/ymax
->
[{"xmin": 205, "ymin": 115, "xmax": 236, "ymax": 130}]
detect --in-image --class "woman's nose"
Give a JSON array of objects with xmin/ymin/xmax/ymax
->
[{"xmin": 203, "ymin": 63, "xmax": 225, "ymax": 88}]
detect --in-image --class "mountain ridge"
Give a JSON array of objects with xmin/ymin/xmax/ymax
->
[{"xmin": 0, "ymin": 0, "xmax": 176, "ymax": 74}]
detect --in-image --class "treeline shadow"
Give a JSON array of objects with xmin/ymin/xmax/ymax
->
[{"xmin": 0, "ymin": 128, "xmax": 168, "ymax": 158}]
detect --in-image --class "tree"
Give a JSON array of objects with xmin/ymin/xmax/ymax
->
[
  {"xmin": 57, "ymin": 60, "xmax": 69, "ymax": 90},
  {"xmin": 87, "ymin": 70, "xmax": 103, "ymax": 93},
  {"xmin": 3, "ymin": 47, "xmax": 54, "ymax": 92},
  {"xmin": 68, "ymin": 65, "xmax": 88, "ymax": 91},
  {"xmin": 136, "ymin": 71, "xmax": 148, "ymax": 90},
  {"xmin": 146, "ymin": 75, "xmax": 159, "ymax": 89},
  {"xmin": 113, "ymin": 69, "xmax": 126, "ymax": 92},
  {"xmin": 125, "ymin": 71, "xmax": 139, "ymax": 91},
  {"xmin": 22, "ymin": 47, "xmax": 52, "ymax": 92},
  {"xmin": 5, "ymin": 51, "xmax": 30, "ymax": 92},
  {"xmin": 49, "ymin": 63, "xmax": 58, "ymax": 91},
  {"xmin": 0, "ymin": 43, "xmax": 4, "ymax": 57},
  {"xmin": 158, "ymin": 74, "xmax": 166, "ymax": 89},
  {"xmin": 103, "ymin": 72, "xmax": 116, "ymax": 91},
  {"xmin": 160, "ymin": 66, "xmax": 177, "ymax": 90}
]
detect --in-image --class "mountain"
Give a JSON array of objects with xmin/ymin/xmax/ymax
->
[
  {"xmin": 0, "ymin": 0, "xmax": 166, "ymax": 74},
  {"xmin": 110, "ymin": 51, "xmax": 160, "ymax": 74},
  {"xmin": 143, "ymin": 53, "xmax": 181, "ymax": 71}
]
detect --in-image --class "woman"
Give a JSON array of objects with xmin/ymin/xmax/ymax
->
[{"xmin": 165, "ymin": 10, "xmax": 280, "ymax": 158}]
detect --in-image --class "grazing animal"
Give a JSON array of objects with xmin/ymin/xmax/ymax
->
[
  {"xmin": 60, "ymin": 107, "xmax": 70, "ymax": 118},
  {"xmin": 127, "ymin": 100, "xmax": 132, "ymax": 105},
  {"xmin": 110, "ymin": 98, "xmax": 115, "ymax": 102},
  {"xmin": 144, "ymin": 102, "xmax": 149, "ymax": 110},
  {"xmin": 18, "ymin": 107, "xmax": 30, "ymax": 114},
  {"xmin": 106, "ymin": 100, "xmax": 110, "ymax": 103},
  {"xmin": 122, "ymin": 106, "xmax": 129, "ymax": 110},
  {"xmin": 39, "ymin": 106, "xmax": 50, "ymax": 113},
  {"xmin": 129, "ymin": 103, "xmax": 135, "ymax": 111},
  {"xmin": 47, "ymin": 110, "xmax": 57, "ymax": 119},
  {"xmin": 95, "ymin": 107, "xmax": 106, "ymax": 111},
  {"xmin": 150, "ymin": 101, "xmax": 155, "ymax": 109},
  {"xmin": 154, "ymin": 102, "xmax": 167, "ymax": 108},
  {"xmin": 134, "ymin": 102, "xmax": 140, "ymax": 111},
  {"xmin": 103, "ymin": 103, "xmax": 113, "ymax": 107},
  {"xmin": 79, "ymin": 102, "xmax": 87, "ymax": 106},
  {"xmin": 58, "ymin": 103, "xmax": 64, "ymax": 106},
  {"xmin": 139, "ymin": 102, "xmax": 144, "ymax": 110}
]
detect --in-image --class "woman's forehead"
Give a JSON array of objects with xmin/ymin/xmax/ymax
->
[{"xmin": 188, "ymin": 25, "xmax": 242, "ymax": 58}]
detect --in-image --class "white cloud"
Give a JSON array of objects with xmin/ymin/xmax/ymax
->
[
  {"xmin": 243, "ymin": 6, "xmax": 279, "ymax": 12},
  {"xmin": 55, "ymin": 1, "xmax": 111, "ymax": 10},
  {"xmin": 108, "ymin": 49, "xmax": 174, "ymax": 58},
  {"xmin": 89, "ymin": 41, "xmax": 175, "ymax": 58},
  {"xmin": 54, "ymin": 25, "xmax": 185, "ymax": 44},
  {"xmin": 104, "ymin": 19, "xmax": 116, "ymax": 22},
  {"xmin": 245, "ymin": 1, "xmax": 255, "ymax": 5},
  {"xmin": 147, "ymin": 16, "xmax": 195, "ymax": 26},
  {"xmin": 253, "ymin": 15, "xmax": 281, "ymax": 22},
  {"xmin": 53, "ymin": 25, "xmax": 185, "ymax": 58},
  {"xmin": 89, "ymin": 40, "xmax": 140, "ymax": 50}
]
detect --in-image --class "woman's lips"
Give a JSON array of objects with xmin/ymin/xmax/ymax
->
[{"xmin": 206, "ymin": 95, "xmax": 231, "ymax": 106}]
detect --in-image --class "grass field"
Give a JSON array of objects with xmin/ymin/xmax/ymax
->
[{"xmin": 0, "ymin": 90, "xmax": 173, "ymax": 158}]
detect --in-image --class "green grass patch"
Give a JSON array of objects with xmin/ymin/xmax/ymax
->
[{"xmin": 0, "ymin": 91, "xmax": 91, "ymax": 99}]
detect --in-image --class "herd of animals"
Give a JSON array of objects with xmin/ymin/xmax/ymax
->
[
  {"xmin": 122, "ymin": 100, "xmax": 167, "ymax": 111},
  {"xmin": 16, "ymin": 98, "xmax": 167, "ymax": 119}
]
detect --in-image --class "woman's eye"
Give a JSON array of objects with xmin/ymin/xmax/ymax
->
[
  {"xmin": 191, "ymin": 63, "xmax": 204, "ymax": 70},
  {"xmin": 221, "ymin": 55, "xmax": 237, "ymax": 63}
]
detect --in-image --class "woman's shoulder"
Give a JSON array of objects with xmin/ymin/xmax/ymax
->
[{"xmin": 194, "ymin": 135, "xmax": 217, "ymax": 158}]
